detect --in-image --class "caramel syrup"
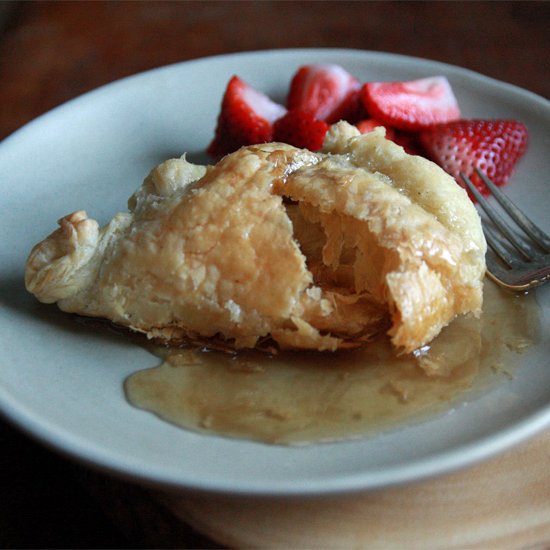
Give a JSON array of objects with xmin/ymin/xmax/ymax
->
[{"xmin": 125, "ymin": 281, "xmax": 539, "ymax": 445}]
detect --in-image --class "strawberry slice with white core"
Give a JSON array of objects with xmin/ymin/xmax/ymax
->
[
  {"xmin": 240, "ymin": 81, "xmax": 288, "ymax": 124},
  {"xmin": 287, "ymin": 64, "xmax": 361, "ymax": 123},
  {"xmin": 208, "ymin": 75, "xmax": 287, "ymax": 157},
  {"xmin": 362, "ymin": 76, "xmax": 461, "ymax": 131}
]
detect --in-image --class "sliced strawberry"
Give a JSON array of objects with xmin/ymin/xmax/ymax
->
[
  {"xmin": 355, "ymin": 120, "xmax": 425, "ymax": 155},
  {"xmin": 328, "ymin": 86, "xmax": 363, "ymax": 124},
  {"xmin": 356, "ymin": 118, "xmax": 395, "ymax": 141},
  {"xmin": 208, "ymin": 75, "xmax": 287, "ymax": 158},
  {"xmin": 287, "ymin": 64, "xmax": 361, "ymax": 123},
  {"xmin": 361, "ymin": 76, "xmax": 461, "ymax": 131},
  {"xmin": 419, "ymin": 119, "xmax": 528, "ymax": 195},
  {"xmin": 392, "ymin": 130, "xmax": 425, "ymax": 156},
  {"xmin": 273, "ymin": 110, "xmax": 329, "ymax": 151}
]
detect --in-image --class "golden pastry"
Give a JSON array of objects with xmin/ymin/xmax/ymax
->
[{"xmin": 25, "ymin": 122, "xmax": 486, "ymax": 353}]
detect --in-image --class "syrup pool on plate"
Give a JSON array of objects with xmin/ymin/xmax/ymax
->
[{"xmin": 125, "ymin": 281, "xmax": 540, "ymax": 445}]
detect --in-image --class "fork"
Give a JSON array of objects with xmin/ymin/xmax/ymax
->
[{"xmin": 460, "ymin": 168, "xmax": 550, "ymax": 291}]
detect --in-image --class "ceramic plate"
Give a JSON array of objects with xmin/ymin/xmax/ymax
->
[{"xmin": 1, "ymin": 49, "xmax": 549, "ymax": 495}]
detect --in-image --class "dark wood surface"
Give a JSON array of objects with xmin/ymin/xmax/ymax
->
[{"xmin": 1, "ymin": 1, "xmax": 549, "ymax": 547}]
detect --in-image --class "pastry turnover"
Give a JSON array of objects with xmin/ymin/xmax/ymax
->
[{"xmin": 25, "ymin": 122, "xmax": 486, "ymax": 353}]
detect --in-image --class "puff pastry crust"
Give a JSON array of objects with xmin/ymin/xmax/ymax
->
[{"xmin": 25, "ymin": 122, "xmax": 486, "ymax": 352}]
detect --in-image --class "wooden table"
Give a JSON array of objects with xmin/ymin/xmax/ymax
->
[{"xmin": 1, "ymin": 1, "xmax": 549, "ymax": 547}]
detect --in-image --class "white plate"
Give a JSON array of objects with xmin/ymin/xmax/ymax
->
[{"xmin": 0, "ymin": 49, "xmax": 549, "ymax": 496}]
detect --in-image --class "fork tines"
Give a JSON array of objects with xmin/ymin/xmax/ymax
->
[{"xmin": 460, "ymin": 168, "xmax": 550, "ymax": 291}]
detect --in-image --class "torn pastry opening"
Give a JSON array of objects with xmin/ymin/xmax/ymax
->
[{"xmin": 25, "ymin": 122, "xmax": 486, "ymax": 354}]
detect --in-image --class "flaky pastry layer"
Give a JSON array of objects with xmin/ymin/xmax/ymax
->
[{"xmin": 25, "ymin": 123, "xmax": 486, "ymax": 352}]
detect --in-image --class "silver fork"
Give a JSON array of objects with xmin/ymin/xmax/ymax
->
[{"xmin": 460, "ymin": 168, "xmax": 550, "ymax": 291}]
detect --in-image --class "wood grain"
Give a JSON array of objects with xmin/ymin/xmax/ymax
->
[
  {"xmin": 162, "ymin": 429, "xmax": 550, "ymax": 548},
  {"xmin": 1, "ymin": 1, "xmax": 549, "ymax": 547},
  {"xmin": 0, "ymin": 1, "xmax": 548, "ymax": 141}
]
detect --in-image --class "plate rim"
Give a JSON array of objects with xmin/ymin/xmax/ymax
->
[
  {"xmin": 1, "ymin": 47, "xmax": 549, "ymax": 497},
  {"xmin": 2, "ymin": 47, "xmax": 548, "ymax": 147}
]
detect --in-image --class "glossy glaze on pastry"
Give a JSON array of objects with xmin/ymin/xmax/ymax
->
[{"xmin": 25, "ymin": 122, "xmax": 486, "ymax": 352}]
